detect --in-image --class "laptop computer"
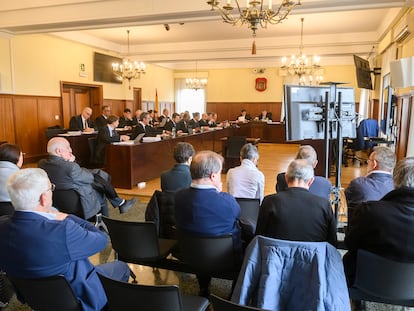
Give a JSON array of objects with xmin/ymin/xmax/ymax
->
[{"xmin": 133, "ymin": 133, "xmax": 146, "ymax": 144}]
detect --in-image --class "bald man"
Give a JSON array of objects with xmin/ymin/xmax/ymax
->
[{"xmin": 69, "ymin": 107, "xmax": 94, "ymax": 132}]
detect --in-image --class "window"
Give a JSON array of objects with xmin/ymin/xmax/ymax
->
[{"xmin": 175, "ymin": 78, "xmax": 206, "ymax": 114}]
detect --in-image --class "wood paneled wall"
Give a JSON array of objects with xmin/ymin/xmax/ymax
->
[
  {"xmin": 206, "ymin": 102, "xmax": 283, "ymax": 122},
  {"xmin": 0, "ymin": 94, "xmax": 61, "ymax": 162}
]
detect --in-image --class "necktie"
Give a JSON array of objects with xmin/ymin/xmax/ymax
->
[{"xmin": 83, "ymin": 119, "xmax": 87, "ymax": 130}]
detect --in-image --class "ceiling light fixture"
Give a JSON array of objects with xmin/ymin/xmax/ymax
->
[
  {"xmin": 279, "ymin": 18, "xmax": 323, "ymax": 85},
  {"xmin": 207, "ymin": 0, "xmax": 301, "ymax": 55},
  {"xmin": 186, "ymin": 62, "xmax": 208, "ymax": 91},
  {"xmin": 112, "ymin": 30, "xmax": 146, "ymax": 89}
]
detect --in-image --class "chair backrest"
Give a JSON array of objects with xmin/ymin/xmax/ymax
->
[
  {"xmin": 352, "ymin": 249, "xmax": 414, "ymax": 302},
  {"xmin": 88, "ymin": 137, "xmax": 97, "ymax": 163},
  {"xmin": 9, "ymin": 275, "xmax": 81, "ymax": 311},
  {"xmin": 177, "ymin": 230, "xmax": 236, "ymax": 279},
  {"xmin": 98, "ymin": 273, "xmax": 184, "ymax": 311},
  {"xmin": 52, "ymin": 189, "xmax": 84, "ymax": 218},
  {"xmin": 211, "ymin": 294, "xmax": 270, "ymax": 311},
  {"xmin": 102, "ymin": 216, "xmax": 163, "ymax": 262},
  {"xmin": 145, "ymin": 190, "xmax": 177, "ymax": 239},
  {"xmin": 236, "ymin": 198, "xmax": 260, "ymax": 225},
  {"xmin": 0, "ymin": 201, "xmax": 14, "ymax": 216},
  {"xmin": 45, "ymin": 127, "xmax": 66, "ymax": 140},
  {"xmin": 226, "ymin": 136, "xmax": 247, "ymax": 159}
]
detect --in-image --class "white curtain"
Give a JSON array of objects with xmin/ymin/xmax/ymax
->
[{"xmin": 175, "ymin": 78, "xmax": 206, "ymax": 115}]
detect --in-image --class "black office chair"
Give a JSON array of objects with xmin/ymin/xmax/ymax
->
[
  {"xmin": 0, "ymin": 271, "xmax": 14, "ymax": 308},
  {"xmin": 177, "ymin": 230, "xmax": 239, "ymax": 281},
  {"xmin": 8, "ymin": 275, "xmax": 81, "ymax": 311},
  {"xmin": 53, "ymin": 189, "xmax": 84, "ymax": 218},
  {"xmin": 45, "ymin": 127, "xmax": 66, "ymax": 140},
  {"xmin": 98, "ymin": 273, "xmax": 209, "ymax": 311},
  {"xmin": 145, "ymin": 190, "xmax": 177, "ymax": 239},
  {"xmin": 235, "ymin": 198, "xmax": 260, "ymax": 243},
  {"xmin": 87, "ymin": 137, "xmax": 104, "ymax": 169},
  {"xmin": 349, "ymin": 249, "xmax": 414, "ymax": 307},
  {"xmin": 225, "ymin": 136, "xmax": 247, "ymax": 171},
  {"xmin": 102, "ymin": 216, "xmax": 187, "ymax": 273},
  {"xmin": 0, "ymin": 201, "xmax": 14, "ymax": 216},
  {"xmin": 210, "ymin": 294, "xmax": 270, "ymax": 311}
]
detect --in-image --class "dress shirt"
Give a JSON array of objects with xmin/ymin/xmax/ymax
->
[
  {"xmin": 0, "ymin": 161, "xmax": 19, "ymax": 202},
  {"xmin": 226, "ymin": 159, "xmax": 265, "ymax": 202}
]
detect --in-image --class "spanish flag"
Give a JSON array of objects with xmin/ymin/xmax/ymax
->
[{"xmin": 155, "ymin": 88, "xmax": 159, "ymax": 112}]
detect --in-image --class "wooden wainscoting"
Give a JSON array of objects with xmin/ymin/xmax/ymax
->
[{"xmin": 206, "ymin": 102, "xmax": 283, "ymax": 121}]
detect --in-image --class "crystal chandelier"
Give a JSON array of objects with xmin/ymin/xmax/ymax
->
[
  {"xmin": 207, "ymin": 0, "xmax": 301, "ymax": 54},
  {"xmin": 280, "ymin": 18, "xmax": 323, "ymax": 85},
  {"xmin": 186, "ymin": 62, "xmax": 208, "ymax": 90},
  {"xmin": 112, "ymin": 30, "xmax": 146, "ymax": 89}
]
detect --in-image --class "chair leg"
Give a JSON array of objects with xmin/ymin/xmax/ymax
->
[
  {"xmin": 129, "ymin": 269, "xmax": 138, "ymax": 284},
  {"xmin": 94, "ymin": 213, "xmax": 109, "ymax": 234}
]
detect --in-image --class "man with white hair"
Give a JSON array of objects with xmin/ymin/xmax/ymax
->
[
  {"xmin": 226, "ymin": 143, "xmax": 265, "ymax": 202},
  {"xmin": 276, "ymin": 145, "xmax": 332, "ymax": 200},
  {"xmin": 39, "ymin": 137, "xmax": 136, "ymax": 219},
  {"xmin": 68, "ymin": 107, "xmax": 94, "ymax": 132},
  {"xmin": 0, "ymin": 168, "xmax": 130, "ymax": 311},
  {"xmin": 256, "ymin": 159, "xmax": 337, "ymax": 246}
]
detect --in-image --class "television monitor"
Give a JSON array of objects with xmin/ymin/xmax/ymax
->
[
  {"xmin": 93, "ymin": 52, "xmax": 123, "ymax": 84},
  {"xmin": 284, "ymin": 85, "xmax": 357, "ymax": 141},
  {"xmin": 353, "ymin": 55, "xmax": 373, "ymax": 90}
]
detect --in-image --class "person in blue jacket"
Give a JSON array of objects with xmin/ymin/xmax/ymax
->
[{"xmin": 0, "ymin": 168, "xmax": 130, "ymax": 311}]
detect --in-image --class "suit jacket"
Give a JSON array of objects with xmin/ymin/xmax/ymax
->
[
  {"xmin": 69, "ymin": 115, "xmax": 93, "ymax": 131},
  {"xmin": 256, "ymin": 187, "xmax": 337, "ymax": 247},
  {"xmin": 95, "ymin": 126, "xmax": 120, "ymax": 164},
  {"xmin": 175, "ymin": 186, "xmax": 242, "ymax": 252},
  {"xmin": 160, "ymin": 164, "xmax": 191, "ymax": 192},
  {"xmin": 188, "ymin": 119, "xmax": 200, "ymax": 129},
  {"xmin": 176, "ymin": 120, "xmax": 189, "ymax": 133},
  {"xmin": 0, "ymin": 212, "xmax": 108, "ymax": 311},
  {"xmin": 38, "ymin": 155, "xmax": 101, "ymax": 219},
  {"xmin": 198, "ymin": 119, "xmax": 209, "ymax": 127},
  {"xmin": 163, "ymin": 120, "xmax": 177, "ymax": 133},
  {"xmin": 276, "ymin": 172, "xmax": 332, "ymax": 200},
  {"xmin": 257, "ymin": 112, "xmax": 272, "ymax": 121},
  {"xmin": 118, "ymin": 116, "xmax": 136, "ymax": 128},
  {"xmin": 345, "ymin": 171, "xmax": 394, "ymax": 206},
  {"xmin": 94, "ymin": 115, "xmax": 108, "ymax": 130},
  {"xmin": 344, "ymin": 187, "xmax": 414, "ymax": 285},
  {"xmin": 130, "ymin": 123, "xmax": 163, "ymax": 140}
]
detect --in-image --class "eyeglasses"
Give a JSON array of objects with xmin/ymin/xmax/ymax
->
[{"xmin": 47, "ymin": 183, "xmax": 56, "ymax": 192}]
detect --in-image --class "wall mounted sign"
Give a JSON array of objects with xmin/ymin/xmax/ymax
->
[{"xmin": 255, "ymin": 77, "xmax": 267, "ymax": 92}]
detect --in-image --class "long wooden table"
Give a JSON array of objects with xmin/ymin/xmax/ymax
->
[{"xmin": 106, "ymin": 127, "xmax": 235, "ymax": 189}]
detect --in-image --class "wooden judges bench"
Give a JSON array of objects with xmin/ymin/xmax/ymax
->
[{"xmin": 106, "ymin": 122, "xmax": 286, "ymax": 189}]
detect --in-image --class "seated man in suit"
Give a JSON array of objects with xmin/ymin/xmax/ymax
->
[
  {"xmin": 118, "ymin": 108, "xmax": 136, "ymax": 129},
  {"xmin": 0, "ymin": 168, "xmax": 130, "ymax": 311},
  {"xmin": 161, "ymin": 142, "xmax": 195, "ymax": 192},
  {"xmin": 175, "ymin": 150, "xmax": 241, "ymax": 297},
  {"xmin": 39, "ymin": 136, "xmax": 135, "ymax": 218},
  {"xmin": 256, "ymin": 159, "xmax": 337, "ymax": 247},
  {"xmin": 94, "ymin": 105, "xmax": 112, "ymax": 130},
  {"xmin": 226, "ymin": 143, "xmax": 264, "ymax": 203},
  {"xmin": 256, "ymin": 109, "xmax": 272, "ymax": 121},
  {"xmin": 188, "ymin": 112, "xmax": 201, "ymax": 132},
  {"xmin": 164, "ymin": 112, "xmax": 181, "ymax": 135},
  {"xmin": 95, "ymin": 115, "xmax": 130, "ymax": 165},
  {"xmin": 68, "ymin": 107, "xmax": 94, "ymax": 132},
  {"xmin": 176, "ymin": 112, "xmax": 191, "ymax": 134},
  {"xmin": 198, "ymin": 113, "xmax": 210, "ymax": 127},
  {"xmin": 237, "ymin": 109, "xmax": 251, "ymax": 122},
  {"xmin": 158, "ymin": 108, "xmax": 170, "ymax": 128},
  {"xmin": 345, "ymin": 146, "xmax": 395, "ymax": 220},
  {"xmin": 130, "ymin": 111, "xmax": 164, "ymax": 140},
  {"xmin": 344, "ymin": 157, "xmax": 414, "ymax": 286},
  {"xmin": 276, "ymin": 145, "xmax": 332, "ymax": 200}
]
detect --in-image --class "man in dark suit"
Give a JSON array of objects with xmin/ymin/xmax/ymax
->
[
  {"xmin": 163, "ymin": 112, "xmax": 181, "ymax": 135},
  {"xmin": 345, "ymin": 146, "xmax": 395, "ymax": 211},
  {"xmin": 257, "ymin": 109, "xmax": 272, "ymax": 121},
  {"xmin": 344, "ymin": 157, "xmax": 414, "ymax": 286},
  {"xmin": 276, "ymin": 145, "xmax": 332, "ymax": 200},
  {"xmin": 158, "ymin": 108, "xmax": 170, "ymax": 128},
  {"xmin": 39, "ymin": 136, "xmax": 135, "ymax": 218},
  {"xmin": 188, "ymin": 112, "xmax": 201, "ymax": 131},
  {"xmin": 130, "ymin": 111, "xmax": 164, "ymax": 140},
  {"xmin": 256, "ymin": 159, "xmax": 337, "ymax": 247},
  {"xmin": 94, "ymin": 105, "xmax": 111, "ymax": 130},
  {"xmin": 176, "ymin": 112, "xmax": 190, "ymax": 133},
  {"xmin": 161, "ymin": 142, "xmax": 195, "ymax": 192},
  {"xmin": 118, "ymin": 108, "xmax": 136, "ymax": 129},
  {"xmin": 0, "ymin": 168, "xmax": 130, "ymax": 311},
  {"xmin": 95, "ymin": 115, "xmax": 130, "ymax": 164},
  {"xmin": 68, "ymin": 107, "xmax": 94, "ymax": 132}
]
